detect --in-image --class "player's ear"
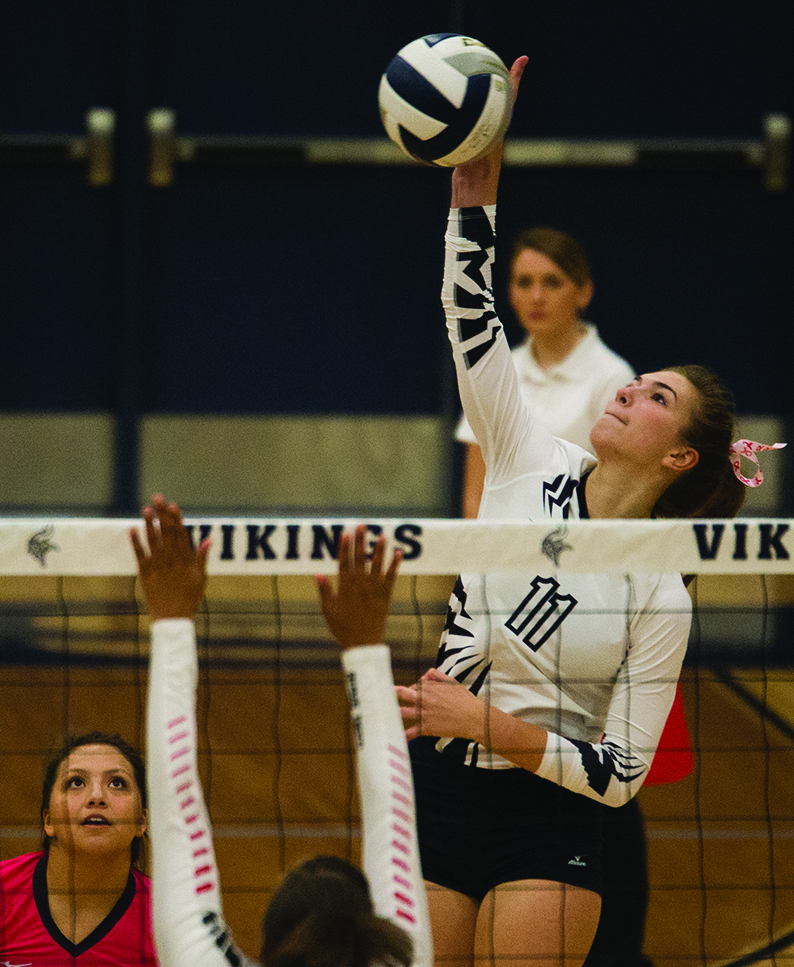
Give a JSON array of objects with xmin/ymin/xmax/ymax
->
[
  {"xmin": 576, "ymin": 281, "xmax": 593, "ymax": 312},
  {"xmin": 664, "ymin": 446, "xmax": 699, "ymax": 473}
]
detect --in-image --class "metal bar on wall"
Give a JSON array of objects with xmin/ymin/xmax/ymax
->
[
  {"xmin": 139, "ymin": 111, "xmax": 790, "ymax": 191},
  {"xmin": 0, "ymin": 109, "xmax": 116, "ymax": 186}
]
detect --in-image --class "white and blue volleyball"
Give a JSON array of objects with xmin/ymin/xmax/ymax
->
[{"xmin": 378, "ymin": 34, "xmax": 512, "ymax": 167}]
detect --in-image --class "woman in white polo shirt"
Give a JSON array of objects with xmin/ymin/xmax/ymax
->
[{"xmin": 456, "ymin": 226, "xmax": 634, "ymax": 518}]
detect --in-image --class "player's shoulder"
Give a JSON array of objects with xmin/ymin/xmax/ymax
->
[
  {"xmin": 0, "ymin": 849, "xmax": 43, "ymax": 870},
  {"xmin": 0, "ymin": 849, "xmax": 42, "ymax": 881}
]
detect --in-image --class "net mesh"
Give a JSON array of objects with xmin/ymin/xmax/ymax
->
[{"xmin": 0, "ymin": 516, "xmax": 793, "ymax": 965}]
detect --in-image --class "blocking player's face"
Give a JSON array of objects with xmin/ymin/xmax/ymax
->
[
  {"xmin": 509, "ymin": 248, "xmax": 593, "ymax": 338},
  {"xmin": 43, "ymin": 743, "xmax": 147, "ymax": 858}
]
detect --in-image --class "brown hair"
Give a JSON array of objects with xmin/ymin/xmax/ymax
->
[
  {"xmin": 261, "ymin": 856, "xmax": 412, "ymax": 967},
  {"xmin": 510, "ymin": 226, "xmax": 593, "ymax": 288},
  {"xmin": 40, "ymin": 731, "xmax": 148, "ymax": 870},
  {"xmin": 652, "ymin": 364, "xmax": 745, "ymax": 519}
]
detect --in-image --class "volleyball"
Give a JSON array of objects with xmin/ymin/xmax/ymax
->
[{"xmin": 378, "ymin": 33, "xmax": 513, "ymax": 167}]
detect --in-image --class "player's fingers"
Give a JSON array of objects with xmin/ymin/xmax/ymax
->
[
  {"xmin": 422, "ymin": 667, "xmax": 452, "ymax": 683},
  {"xmin": 195, "ymin": 538, "xmax": 211, "ymax": 574},
  {"xmin": 383, "ymin": 547, "xmax": 402, "ymax": 594},
  {"xmin": 151, "ymin": 494, "xmax": 167, "ymax": 522},
  {"xmin": 352, "ymin": 524, "xmax": 369, "ymax": 576},
  {"xmin": 170, "ymin": 506, "xmax": 195, "ymax": 559},
  {"xmin": 142, "ymin": 506, "xmax": 159, "ymax": 552},
  {"xmin": 130, "ymin": 527, "xmax": 147, "ymax": 564},
  {"xmin": 157, "ymin": 498, "xmax": 183, "ymax": 552},
  {"xmin": 399, "ymin": 705, "xmax": 419, "ymax": 724},
  {"xmin": 509, "ymin": 55, "xmax": 528, "ymax": 101},
  {"xmin": 369, "ymin": 532, "xmax": 386, "ymax": 577},
  {"xmin": 394, "ymin": 684, "xmax": 417, "ymax": 704},
  {"xmin": 336, "ymin": 532, "xmax": 351, "ymax": 579}
]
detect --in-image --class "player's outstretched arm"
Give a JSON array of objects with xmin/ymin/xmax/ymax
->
[
  {"xmin": 317, "ymin": 527, "xmax": 433, "ymax": 967},
  {"xmin": 135, "ymin": 498, "xmax": 254, "ymax": 967}
]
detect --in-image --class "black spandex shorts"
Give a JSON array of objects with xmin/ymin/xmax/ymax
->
[{"xmin": 409, "ymin": 737, "xmax": 604, "ymax": 900}]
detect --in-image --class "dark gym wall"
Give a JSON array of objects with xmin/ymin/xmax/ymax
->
[{"xmin": 1, "ymin": 2, "xmax": 792, "ymax": 510}]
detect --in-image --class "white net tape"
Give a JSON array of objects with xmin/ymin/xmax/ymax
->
[{"xmin": 4, "ymin": 516, "xmax": 793, "ymax": 575}]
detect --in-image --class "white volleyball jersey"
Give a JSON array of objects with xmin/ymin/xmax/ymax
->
[
  {"xmin": 147, "ymin": 621, "xmax": 432, "ymax": 967},
  {"xmin": 438, "ymin": 206, "xmax": 692, "ymax": 807}
]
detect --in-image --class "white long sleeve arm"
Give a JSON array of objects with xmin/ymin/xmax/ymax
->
[
  {"xmin": 341, "ymin": 646, "xmax": 433, "ymax": 967},
  {"xmin": 147, "ymin": 619, "xmax": 257, "ymax": 967}
]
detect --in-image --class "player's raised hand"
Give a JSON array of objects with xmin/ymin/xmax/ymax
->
[
  {"xmin": 317, "ymin": 524, "xmax": 401, "ymax": 649},
  {"xmin": 130, "ymin": 494, "xmax": 209, "ymax": 621},
  {"xmin": 450, "ymin": 54, "xmax": 528, "ymax": 208}
]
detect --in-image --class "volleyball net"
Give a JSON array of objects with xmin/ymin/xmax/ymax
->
[{"xmin": 1, "ymin": 515, "xmax": 793, "ymax": 965}]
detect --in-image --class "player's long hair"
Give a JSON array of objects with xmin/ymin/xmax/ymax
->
[
  {"xmin": 652, "ymin": 364, "xmax": 746, "ymax": 519},
  {"xmin": 261, "ymin": 855, "xmax": 413, "ymax": 967},
  {"xmin": 40, "ymin": 730, "xmax": 148, "ymax": 870}
]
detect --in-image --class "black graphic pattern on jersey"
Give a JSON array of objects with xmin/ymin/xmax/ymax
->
[
  {"xmin": 436, "ymin": 575, "xmax": 493, "ymax": 764},
  {"xmin": 570, "ymin": 738, "xmax": 645, "ymax": 796},
  {"xmin": 461, "ymin": 316, "xmax": 501, "ymax": 369},
  {"xmin": 436, "ymin": 577, "xmax": 476, "ymax": 671},
  {"xmin": 458, "ymin": 247, "xmax": 489, "ymax": 291},
  {"xmin": 453, "ymin": 208, "xmax": 502, "ymax": 371},
  {"xmin": 543, "ymin": 474, "xmax": 580, "ymax": 519},
  {"xmin": 454, "ymin": 255, "xmax": 501, "ymax": 370},
  {"xmin": 202, "ymin": 911, "xmax": 242, "ymax": 966},
  {"xmin": 458, "ymin": 206, "xmax": 496, "ymax": 246}
]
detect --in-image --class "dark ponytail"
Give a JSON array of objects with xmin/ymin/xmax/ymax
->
[
  {"xmin": 261, "ymin": 856, "xmax": 412, "ymax": 967},
  {"xmin": 652, "ymin": 365, "xmax": 745, "ymax": 520}
]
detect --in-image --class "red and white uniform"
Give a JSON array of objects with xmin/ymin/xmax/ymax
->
[
  {"xmin": 0, "ymin": 851, "xmax": 157, "ymax": 965},
  {"xmin": 146, "ymin": 619, "xmax": 432, "ymax": 967}
]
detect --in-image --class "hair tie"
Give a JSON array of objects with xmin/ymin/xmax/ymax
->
[{"xmin": 729, "ymin": 439, "xmax": 786, "ymax": 487}]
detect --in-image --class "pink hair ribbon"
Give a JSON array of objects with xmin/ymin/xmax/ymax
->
[{"xmin": 729, "ymin": 439, "xmax": 786, "ymax": 487}]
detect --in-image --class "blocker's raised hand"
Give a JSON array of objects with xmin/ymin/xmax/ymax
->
[
  {"xmin": 317, "ymin": 524, "xmax": 401, "ymax": 649},
  {"xmin": 130, "ymin": 494, "xmax": 209, "ymax": 621}
]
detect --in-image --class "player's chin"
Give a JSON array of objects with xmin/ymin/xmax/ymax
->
[{"xmin": 589, "ymin": 416, "xmax": 619, "ymax": 454}]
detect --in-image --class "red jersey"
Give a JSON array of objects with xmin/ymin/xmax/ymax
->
[{"xmin": 0, "ymin": 851, "xmax": 158, "ymax": 966}]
